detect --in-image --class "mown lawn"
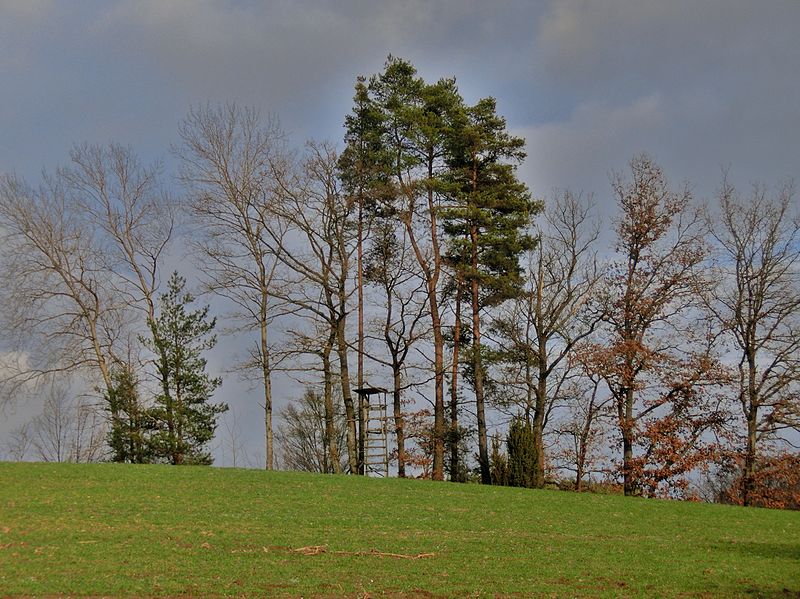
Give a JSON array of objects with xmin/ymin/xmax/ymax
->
[{"xmin": 0, "ymin": 462, "xmax": 797, "ymax": 597}]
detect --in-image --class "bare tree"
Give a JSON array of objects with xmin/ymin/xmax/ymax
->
[
  {"xmin": 281, "ymin": 323, "xmax": 344, "ymax": 473},
  {"xmin": 220, "ymin": 407, "xmax": 251, "ymax": 469},
  {"xmin": 267, "ymin": 141, "xmax": 358, "ymax": 472},
  {"xmin": 175, "ymin": 103, "xmax": 285, "ymax": 470},
  {"xmin": 4, "ymin": 421, "xmax": 33, "ymax": 461},
  {"xmin": 277, "ymin": 386, "xmax": 349, "ymax": 474},
  {"xmin": 0, "ymin": 144, "xmax": 173, "ymax": 424},
  {"xmin": 490, "ymin": 190, "xmax": 603, "ymax": 487},
  {"xmin": 707, "ymin": 177, "xmax": 800, "ymax": 506},
  {"xmin": 552, "ymin": 372, "xmax": 611, "ymax": 491},
  {"xmin": 31, "ymin": 387, "xmax": 72, "ymax": 462},
  {"xmin": 364, "ymin": 219, "xmax": 430, "ymax": 477},
  {"xmin": 29, "ymin": 384, "xmax": 106, "ymax": 463},
  {"xmin": 63, "ymin": 142, "xmax": 173, "ymax": 324},
  {"xmin": 69, "ymin": 395, "xmax": 107, "ymax": 463},
  {"xmin": 0, "ymin": 173, "xmax": 125, "ymax": 399}
]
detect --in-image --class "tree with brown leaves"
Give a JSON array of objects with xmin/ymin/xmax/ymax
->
[{"xmin": 587, "ymin": 155, "xmax": 725, "ymax": 497}]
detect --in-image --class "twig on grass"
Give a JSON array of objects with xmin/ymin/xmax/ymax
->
[{"xmin": 289, "ymin": 545, "xmax": 435, "ymax": 559}]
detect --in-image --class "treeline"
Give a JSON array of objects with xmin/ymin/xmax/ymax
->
[{"xmin": 1, "ymin": 57, "xmax": 798, "ymax": 509}]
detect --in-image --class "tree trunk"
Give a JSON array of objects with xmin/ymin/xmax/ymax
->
[
  {"xmin": 622, "ymin": 438, "xmax": 634, "ymax": 495},
  {"xmin": 399, "ymin": 158, "xmax": 445, "ymax": 480},
  {"xmin": 336, "ymin": 316, "xmax": 358, "ymax": 474},
  {"xmin": 471, "ymin": 226, "xmax": 490, "ymax": 485},
  {"xmin": 576, "ymin": 399, "xmax": 593, "ymax": 493},
  {"xmin": 742, "ymin": 351, "xmax": 759, "ymax": 506},
  {"xmin": 428, "ymin": 173, "xmax": 446, "ymax": 482},
  {"xmin": 743, "ymin": 406, "xmax": 758, "ymax": 507},
  {"xmin": 260, "ymin": 303, "xmax": 274, "ymax": 470},
  {"xmin": 532, "ymin": 251, "xmax": 546, "ymax": 488},
  {"xmin": 622, "ymin": 388, "xmax": 635, "ymax": 496},
  {"xmin": 357, "ymin": 191, "xmax": 365, "ymax": 475},
  {"xmin": 264, "ymin": 383, "xmax": 273, "ymax": 471},
  {"xmin": 532, "ymin": 366, "xmax": 547, "ymax": 488},
  {"xmin": 449, "ymin": 280, "xmax": 463, "ymax": 482},
  {"xmin": 430, "ymin": 294, "xmax": 446, "ymax": 481},
  {"xmin": 322, "ymin": 337, "xmax": 340, "ymax": 474},
  {"xmin": 358, "ymin": 387, "xmax": 366, "ymax": 475},
  {"xmin": 393, "ymin": 365, "xmax": 406, "ymax": 478}
]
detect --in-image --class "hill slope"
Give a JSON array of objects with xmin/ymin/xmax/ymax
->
[{"xmin": 0, "ymin": 462, "xmax": 797, "ymax": 597}]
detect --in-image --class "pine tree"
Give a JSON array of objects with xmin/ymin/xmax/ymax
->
[
  {"xmin": 144, "ymin": 272, "xmax": 226, "ymax": 465},
  {"xmin": 339, "ymin": 78, "xmax": 393, "ymax": 474},
  {"xmin": 340, "ymin": 57, "xmax": 463, "ymax": 479},
  {"xmin": 442, "ymin": 97, "xmax": 537, "ymax": 484}
]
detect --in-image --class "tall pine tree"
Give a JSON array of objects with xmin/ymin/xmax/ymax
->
[
  {"xmin": 442, "ymin": 97, "xmax": 537, "ymax": 484},
  {"xmin": 341, "ymin": 57, "xmax": 462, "ymax": 479}
]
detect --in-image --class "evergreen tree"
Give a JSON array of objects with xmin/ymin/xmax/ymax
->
[
  {"xmin": 442, "ymin": 97, "xmax": 537, "ymax": 484},
  {"xmin": 340, "ymin": 56, "xmax": 463, "ymax": 480},
  {"xmin": 507, "ymin": 416, "xmax": 537, "ymax": 488},
  {"xmin": 341, "ymin": 59, "xmax": 537, "ymax": 483},
  {"xmin": 144, "ymin": 272, "xmax": 226, "ymax": 465},
  {"xmin": 339, "ymin": 77, "xmax": 395, "ymax": 474},
  {"xmin": 105, "ymin": 365, "xmax": 151, "ymax": 463}
]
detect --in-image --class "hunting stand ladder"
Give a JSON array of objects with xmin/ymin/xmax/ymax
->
[{"xmin": 355, "ymin": 387, "xmax": 389, "ymax": 477}]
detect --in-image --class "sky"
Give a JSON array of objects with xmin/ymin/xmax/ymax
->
[{"xmin": 1, "ymin": 0, "xmax": 799, "ymax": 465}]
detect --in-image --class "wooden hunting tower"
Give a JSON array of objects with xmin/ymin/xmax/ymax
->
[{"xmin": 354, "ymin": 386, "xmax": 389, "ymax": 477}]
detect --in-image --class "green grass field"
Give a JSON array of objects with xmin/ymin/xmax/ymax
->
[{"xmin": 0, "ymin": 462, "xmax": 797, "ymax": 597}]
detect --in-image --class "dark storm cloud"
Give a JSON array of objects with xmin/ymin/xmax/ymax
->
[
  {"xmin": 524, "ymin": 0, "xmax": 800, "ymax": 201},
  {"xmin": 0, "ymin": 1, "xmax": 541, "ymax": 173},
  {"xmin": 3, "ymin": 0, "xmax": 796, "ymax": 193}
]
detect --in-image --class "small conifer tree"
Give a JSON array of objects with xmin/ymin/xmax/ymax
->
[
  {"xmin": 106, "ymin": 366, "xmax": 151, "ymax": 463},
  {"xmin": 490, "ymin": 434, "xmax": 509, "ymax": 486},
  {"xmin": 144, "ymin": 272, "xmax": 226, "ymax": 465},
  {"xmin": 507, "ymin": 417, "xmax": 537, "ymax": 488}
]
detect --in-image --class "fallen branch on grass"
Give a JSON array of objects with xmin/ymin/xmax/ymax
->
[{"xmin": 289, "ymin": 545, "xmax": 434, "ymax": 559}]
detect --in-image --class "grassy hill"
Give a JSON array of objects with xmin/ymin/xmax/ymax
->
[{"xmin": 0, "ymin": 462, "xmax": 797, "ymax": 597}]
